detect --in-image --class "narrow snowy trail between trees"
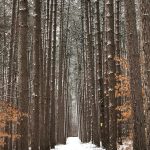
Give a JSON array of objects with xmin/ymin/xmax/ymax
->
[{"xmin": 52, "ymin": 137, "xmax": 105, "ymax": 150}]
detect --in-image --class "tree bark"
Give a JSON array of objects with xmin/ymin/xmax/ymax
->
[
  {"xmin": 139, "ymin": 0, "xmax": 150, "ymax": 149},
  {"xmin": 31, "ymin": 0, "xmax": 41, "ymax": 149},
  {"xmin": 105, "ymin": 0, "xmax": 117, "ymax": 149},
  {"xmin": 57, "ymin": 0, "xmax": 66, "ymax": 144},
  {"xmin": 18, "ymin": 0, "xmax": 29, "ymax": 150},
  {"xmin": 124, "ymin": 0, "xmax": 146, "ymax": 149},
  {"xmin": 50, "ymin": 0, "xmax": 57, "ymax": 148}
]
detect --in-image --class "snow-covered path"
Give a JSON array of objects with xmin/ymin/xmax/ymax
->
[{"xmin": 52, "ymin": 137, "xmax": 105, "ymax": 150}]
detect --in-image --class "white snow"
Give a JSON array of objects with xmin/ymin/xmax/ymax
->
[
  {"xmin": 118, "ymin": 140, "xmax": 133, "ymax": 150},
  {"xmin": 29, "ymin": 137, "xmax": 132, "ymax": 150},
  {"xmin": 52, "ymin": 137, "xmax": 105, "ymax": 150}
]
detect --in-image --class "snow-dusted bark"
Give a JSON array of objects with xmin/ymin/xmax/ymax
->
[
  {"xmin": 105, "ymin": 0, "xmax": 117, "ymax": 149},
  {"xmin": 124, "ymin": 0, "xmax": 146, "ymax": 149}
]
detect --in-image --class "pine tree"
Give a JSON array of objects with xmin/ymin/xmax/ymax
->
[
  {"xmin": 31, "ymin": 0, "xmax": 41, "ymax": 149},
  {"xmin": 18, "ymin": 0, "xmax": 29, "ymax": 150},
  {"xmin": 139, "ymin": 0, "xmax": 150, "ymax": 149},
  {"xmin": 50, "ymin": 0, "xmax": 57, "ymax": 148},
  {"xmin": 105, "ymin": 0, "xmax": 117, "ymax": 149},
  {"xmin": 57, "ymin": 0, "xmax": 66, "ymax": 144},
  {"xmin": 124, "ymin": 0, "xmax": 146, "ymax": 149}
]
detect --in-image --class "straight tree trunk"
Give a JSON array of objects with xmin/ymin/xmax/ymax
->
[
  {"xmin": 4, "ymin": 0, "xmax": 17, "ymax": 149},
  {"xmin": 95, "ymin": 0, "xmax": 105, "ymax": 146},
  {"xmin": 115, "ymin": 0, "xmax": 122, "ymax": 145},
  {"xmin": 85, "ymin": 0, "xmax": 99, "ymax": 146},
  {"xmin": 40, "ymin": 2, "xmax": 46, "ymax": 150},
  {"xmin": 103, "ymin": 1, "xmax": 109, "ymax": 148},
  {"xmin": 139, "ymin": 0, "xmax": 150, "ymax": 149},
  {"xmin": 50, "ymin": 0, "xmax": 57, "ymax": 148},
  {"xmin": 124, "ymin": 0, "xmax": 146, "ymax": 149},
  {"xmin": 57, "ymin": 0, "xmax": 66, "ymax": 144},
  {"xmin": 18, "ymin": 0, "xmax": 29, "ymax": 150},
  {"xmin": 105, "ymin": 0, "xmax": 117, "ymax": 149},
  {"xmin": 80, "ymin": 0, "xmax": 87, "ymax": 143},
  {"xmin": 45, "ymin": 0, "xmax": 54, "ymax": 149},
  {"xmin": 31, "ymin": 0, "xmax": 41, "ymax": 149}
]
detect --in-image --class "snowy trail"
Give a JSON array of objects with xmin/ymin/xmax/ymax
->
[{"xmin": 52, "ymin": 137, "xmax": 105, "ymax": 150}]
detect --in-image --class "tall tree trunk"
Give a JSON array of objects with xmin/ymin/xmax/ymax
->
[
  {"xmin": 45, "ymin": 0, "xmax": 54, "ymax": 149},
  {"xmin": 31, "ymin": 0, "xmax": 41, "ymax": 149},
  {"xmin": 50, "ymin": 0, "xmax": 57, "ymax": 147},
  {"xmin": 57, "ymin": 0, "xmax": 66, "ymax": 144},
  {"xmin": 85, "ymin": 0, "xmax": 99, "ymax": 146},
  {"xmin": 4, "ymin": 0, "xmax": 17, "ymax": 149},
  {"xmin": 139, "ymin": 0, "xmax": 150, "ymax": 149},
  {"xmin": 95, "ymin": 0, "xmax": 105, "ymax": 146},
  {"xmin": 103, "ymin": 0, "xmax": 109, "ymax": 148},
  {"xmin": 115, "ymin": 0, "xmax": 122, "ymax": 145},
  {"xmin": 105, "ymin": 0, "xmax": 117, "ymax": 149},
  {"xmin": 18, "ymin": 0, "xmax": 29, "ymax": 150},
  {"xmin": 124, "ymin": 0, "xmax": 146, "ymax": 149},
  {"xmin": 40, "ymin": 2, "xmax": 46, "ymax": 150}
]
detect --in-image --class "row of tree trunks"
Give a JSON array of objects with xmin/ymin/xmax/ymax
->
[
  {"xmin": 79, "ymin": 1, "xmax": 147, "ymax": 150},
  {"xmin": 1, "ymin": 0, "xmax": 149, "ymax": 150}
]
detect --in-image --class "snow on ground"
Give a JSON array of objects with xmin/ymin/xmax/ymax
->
[
  {"xmin": 118, "ymin": 140, "xmax": 133, "ymax": 150},
  {"xmin": 29, "ymin": 137, "xmax": 132, "ymax": 150},
  {"xmin": 52, "ymin": 137, "xmax": 105, "ymax": 150}
]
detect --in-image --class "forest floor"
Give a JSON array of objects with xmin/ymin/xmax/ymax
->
[
  {"xmin": 51, "ymin": 137, "xmax": 105, "ymax": 150},
  {"xmin": 51, "ymin": 137, "xmax": 133, "ymax": 150}
]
